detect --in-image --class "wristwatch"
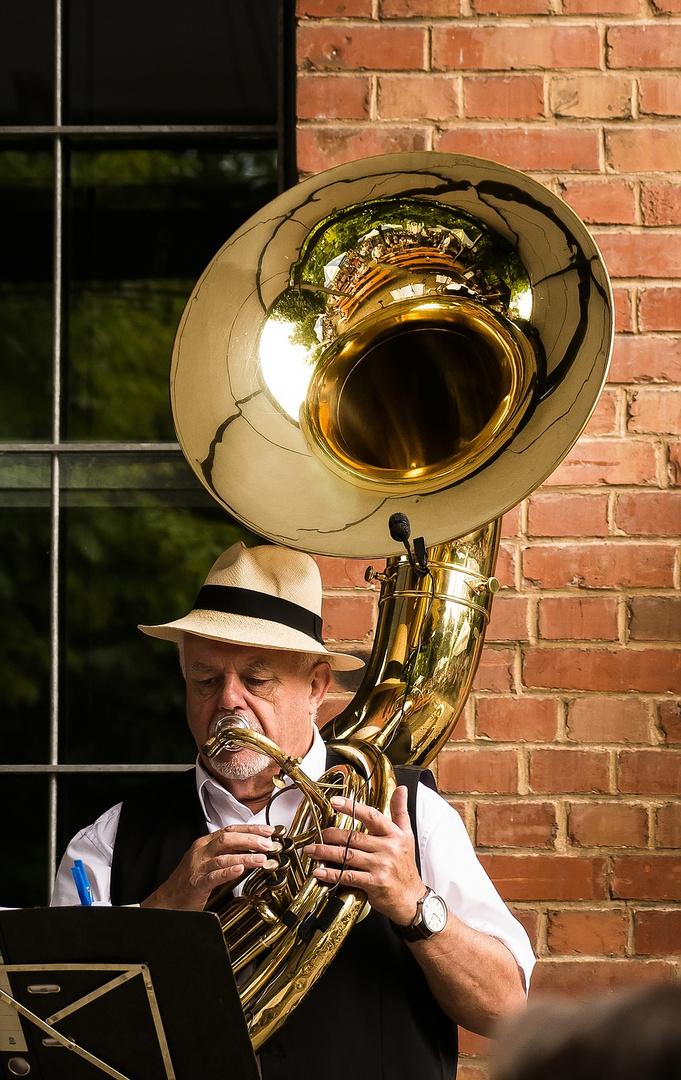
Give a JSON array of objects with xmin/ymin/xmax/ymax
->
[{"xmin": 397, "ymin": 887, "xmax": 448, "ymax": 942}]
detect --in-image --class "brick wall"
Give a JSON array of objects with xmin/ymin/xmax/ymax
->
[{"xmin": 296, "ymin": 0, "xmax": 681, "ymax": 1074}]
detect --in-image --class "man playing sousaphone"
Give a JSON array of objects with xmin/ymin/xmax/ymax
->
[{"xmin": 53, "ymin": 540, "xmax": 534, "ymax": 1079}]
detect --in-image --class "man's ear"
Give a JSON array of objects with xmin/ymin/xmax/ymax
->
[{"xmin": 310, "ymin": 661, "xmax": 332, "ymax": 710}]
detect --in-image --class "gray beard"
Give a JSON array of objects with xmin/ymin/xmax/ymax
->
[{"xmin": 208, "ymin": 748, "xmax": 272, "ymax": 781}]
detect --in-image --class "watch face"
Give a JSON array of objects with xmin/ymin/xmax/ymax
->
[{"xmin": 422, "ymin": 893, "xmax": 448, "ymax": 933}]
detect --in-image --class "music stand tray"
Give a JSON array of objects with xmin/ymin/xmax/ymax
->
[{"xmin": 0, "ymin": 907, "xmax": 260, "ymax": 1080}]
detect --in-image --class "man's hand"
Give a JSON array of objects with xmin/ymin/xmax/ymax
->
[
  {"xmin": 304, "ymin": 786, "xmax": 425, "ymax": 925},
  {"xmin": 140, "ymin": 824, "xmax": 277, "ymax": 911}
]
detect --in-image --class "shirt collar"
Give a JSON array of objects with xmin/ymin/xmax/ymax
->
[{"xmin": 196, "ymin": 726, "xmax": 327, "ymax": 829}]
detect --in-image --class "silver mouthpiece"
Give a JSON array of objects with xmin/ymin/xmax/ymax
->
[{"xmin": 212, "ymin": 712, "xmax": 250, "ymax": 752}]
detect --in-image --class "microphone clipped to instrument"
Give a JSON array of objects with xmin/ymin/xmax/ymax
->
[{"xmin": 388, "ymin": 513, "xmax": 429, "ymax": 578}]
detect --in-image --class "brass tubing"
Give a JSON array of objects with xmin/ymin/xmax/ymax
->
[{"xmin": 378, "ymin": 590, "xmax": 491, "ymax": 621}]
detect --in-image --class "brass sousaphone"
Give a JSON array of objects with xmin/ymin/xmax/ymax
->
[{"xmin": 171, "ymin": 152, "xmax": 613, "ymax": 1049}]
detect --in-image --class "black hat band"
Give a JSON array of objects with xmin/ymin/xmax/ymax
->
[{"xmin": 193, "ymin": 585, "xmax": 325, "ymax": 646}]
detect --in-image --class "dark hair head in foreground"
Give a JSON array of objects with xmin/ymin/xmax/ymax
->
[{"xmin": 490, "ymin": 983, "xmax": 681, "ymax": 1080}]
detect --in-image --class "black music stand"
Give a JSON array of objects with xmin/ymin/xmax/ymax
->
[{"xmin": 0, "ymin": 907, "xmax": 260, "ymax": 1080}]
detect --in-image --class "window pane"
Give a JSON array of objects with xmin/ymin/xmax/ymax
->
[
  {"xmin": 0, "ymin": 148, "xmax": 54, "ymax": 441},
  {"xmin": 60, "ymin": 459, "xmax": 259, "ymax": 764},
  {"xmin": 65, "ymin": 146, "xmax": 277, "ymax": 441},
  {"xmin": 0, "ymin": 776, "xmax": 49, "ymax": 907},
  {"xmin": 68, "ymin": 0, "xmax": 279, "ymax": 126},
  {"xmin": 0, "ymin": 0, "xmax": 54, "ymax": 125},
  {"xmin": 0, "ymin": 487, "xmax": 51, "ymax": 765}
]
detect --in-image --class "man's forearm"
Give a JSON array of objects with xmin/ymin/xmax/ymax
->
[{"xmin": 408, "ymin": 912, "xmax": 527, "ymax": 1035}]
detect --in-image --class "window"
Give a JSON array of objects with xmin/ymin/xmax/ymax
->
[{"xmin": 0, "ymin": 0, "xmax": 296, "ymax": 906}]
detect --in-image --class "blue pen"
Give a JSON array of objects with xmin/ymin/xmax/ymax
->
[{"xmin": 71, "ymin": 860, "xmax": 93, "ymax": 906}]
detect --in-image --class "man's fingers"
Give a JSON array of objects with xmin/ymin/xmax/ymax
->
[
  {"xmin": 389, "ymin": 785, "xmax": 412, "ymax": 835},
  {"xmin": 304, "ymin": 841, "xmax": 376, "ymax": 868},
  {"xmin": 222, "ymin": 824, "xmax": 275, "ymax": 837},
  {"xmin": 206, "ymin": 830, "xmax": 278, "ymax": 856},
  {"xmin": 316, "ymin": 827, "xmax": 376, "ymax": 851},
  {"xmin": 330, "ymin": 795, "xmax": 397, "ymax": 836}
]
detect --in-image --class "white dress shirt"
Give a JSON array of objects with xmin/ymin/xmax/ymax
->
[{"xmin": 52, "ymin": 729, "xmax": 535, "ymax": 990}]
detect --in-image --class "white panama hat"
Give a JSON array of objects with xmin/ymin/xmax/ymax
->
[{"xmin": 138, "ymin": 542, "xmax": 364, "ymax": 672}]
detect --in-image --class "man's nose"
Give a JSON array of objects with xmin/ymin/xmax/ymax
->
[{"xmin": 217, "ymin": 672, "xmax": 247, "ymax": 710}]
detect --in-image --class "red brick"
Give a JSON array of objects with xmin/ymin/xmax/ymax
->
[
  {"xmin": 551, "ymin": 75, "xmax": 632, "ymax": 120},
  {"xmin": 619, "ymin": 749, "xmax": 681, "ymax": 795},
  {"xmin": 433, "ymin": 26, "xmax": 601, "ymax": 72},
  {"xmin": 464, "ymin": 76, "xmax": 544, "ymax": 120},
  {"xmin": 523, "ymin": 647, "xmax": 681, "ymax": 693},
  {"xmin": 316, "ymin": 555, "xmax": 375, "ymax": 589},
  {"xmin": 322, "ymin": 593, "xmax": 375, "ymax": 640},
  {"xmin": 547, "ymin": 909, "xmax": 629, "ymax": 955},
  {"xmin": 559, "ymin": 180, "xmax": 636, "ymax": 226},
  {"xmin": 567, "ymin": 695, "xmax": 651, "ymax": 744},
  {"xmin": 297, "ymin": 75, "xmax": 371, "ymax": 120},
  {"xmin": 564, "ymin": 0, "xmax": 638, "ymax": 10},
  {"xmin": 472, "ymin": 648, "xmax": 515, "ymax": 692},
  {"xmin": 629, "ymin": 597, "xmax": 681, "ymax": 642},
  {"xmin": 671, "ymin": 442, "xmax": 681, "ymax": 486},
  {"xmin": 543, "ymin": 440, "xmax": 657, "ymax": 487},
  {"xmin": 652, "ymin": 0, "xmax": 681, "ymax": 10},
  {"xmin": 439, "ymin": 747, "xmax": 518, "ymax": 794},
  {"xmin": 297, "ymin": 126, "xmax": 427, "ymax": 172},
  {"xmin": 530, "ymin": 748, "xmax": 609, "ymax": 793},
  {"xmin": 616, "ymin": 492, "xmax": 681, "ymax": 537},
  {"xmin": 495, "ymin": 543, "xmax": 516, "ymax": 588},
  {"xmin": 640, "ymin": 77, "xmax": 681, "ymax": 117},
  {"xmin": 614, "ymin": 288, "xmax": 634, "ymax": 333},
  {"xmin": 583, "ymin": 390, "xmax": 618, "ymax": 436},
  {"xmin": 523, "ymin": 543, "xmax": 674, "ymax": 589},
  {"xmin": 435, "ymin": 127, "xmax": 600, "ymax": 173},
  {"xmin": 297, "ymin": 25, "xmax": 426, "ymax": 72},
  {"xmin": 539, "ymin": 596, "xmax": 618, "ymax": 642},
  {"xmin": 608, "ymin": 336, "xmax": 681, "ymax": 383},
  {"xmin": 613, "ymin": 855, "xmax": 681, "ymax": 900},
  {"xmin": 635, "ymin": 910, "xmax": 681, "ymax": 955},
  {"xmin": 528, "ymin": 493, "xmax": 609, "ymax": 538},
  {"xmin": 457, "ymin": 1029, "xmax": 491, "ymax": 1059},
  {"xmin": 297, "ymin": 0, "xmax": 372, "ymax": 14},
  {"xmin": 476, "ymin": 695, "xmax": 558, "ymax": 742},
  {"xmin": 479, "ymin": 854, "xmax": 608, "ymax": 901},
  {"xmin": 378, "ymin": 75, "xmax": 459, "ymax": 121},
  {"xmin": 639, "ymin": 288, "xmax": 681, "ymax": 333},
  {"xmin": 657, "ymin": 802, "xmax": 681, "ymax": 846},
  {"xmin": 594, "ymin": 233, "xmax": 681, "ymax": 280},
  {"xmin": 380, "ymin": 0, "xmax": 459, "ymax": 14},
  {"xmin": 642, "ymin": 183, "xmax": 681, "ymax": 227},
  {"xmin": 568, "ymin": 801, "xmax": 648, "ymax": 847},
  {"xmin": 628, "ymin": 388, "xmax": 681, "ymax": 435},
  {"xmin": 487, "ymin": 595, "xmax": 530, "ymax": 642},
  {"xmin": 473, "ymin": 0, "xmax": 551, "ymax": 11},
  {"xmin": 476, "ymin": 801, "xmax": 557, "ymax": 847},
  {"xmin": 510, "ymin": 906, "xmax": 540, "ymax": 949},
  {"xmin": 606, "ymin": 128, "xmax": 681, "ymax": 174},
  {"xmin": 501, "ymin": 506, "xmax": 521, "ymax": 538},
  {"xmin": 607, "ymin": 26, "xmax": 681, "ymax": 70},
  {"xmin": 659, "ymin": 700, "xmax": 681, "ymax": 743},
  {"xmin": 530, "ymin": 958, "xmax": 676, "ymax": 997}
]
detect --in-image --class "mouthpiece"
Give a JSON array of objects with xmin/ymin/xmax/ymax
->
[{"xmin": 202, "ymin": 712, "xmax": 250, "ymax": 756}]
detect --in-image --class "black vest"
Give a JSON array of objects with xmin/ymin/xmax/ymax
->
[{"xmin": 111, "ymin": 766, "xmax": 459, "ymax": 1080}]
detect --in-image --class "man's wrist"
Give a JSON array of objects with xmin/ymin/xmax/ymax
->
[{"xmin": 394, "ymin": 887, "xmax": 448, "ymax": 942}]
